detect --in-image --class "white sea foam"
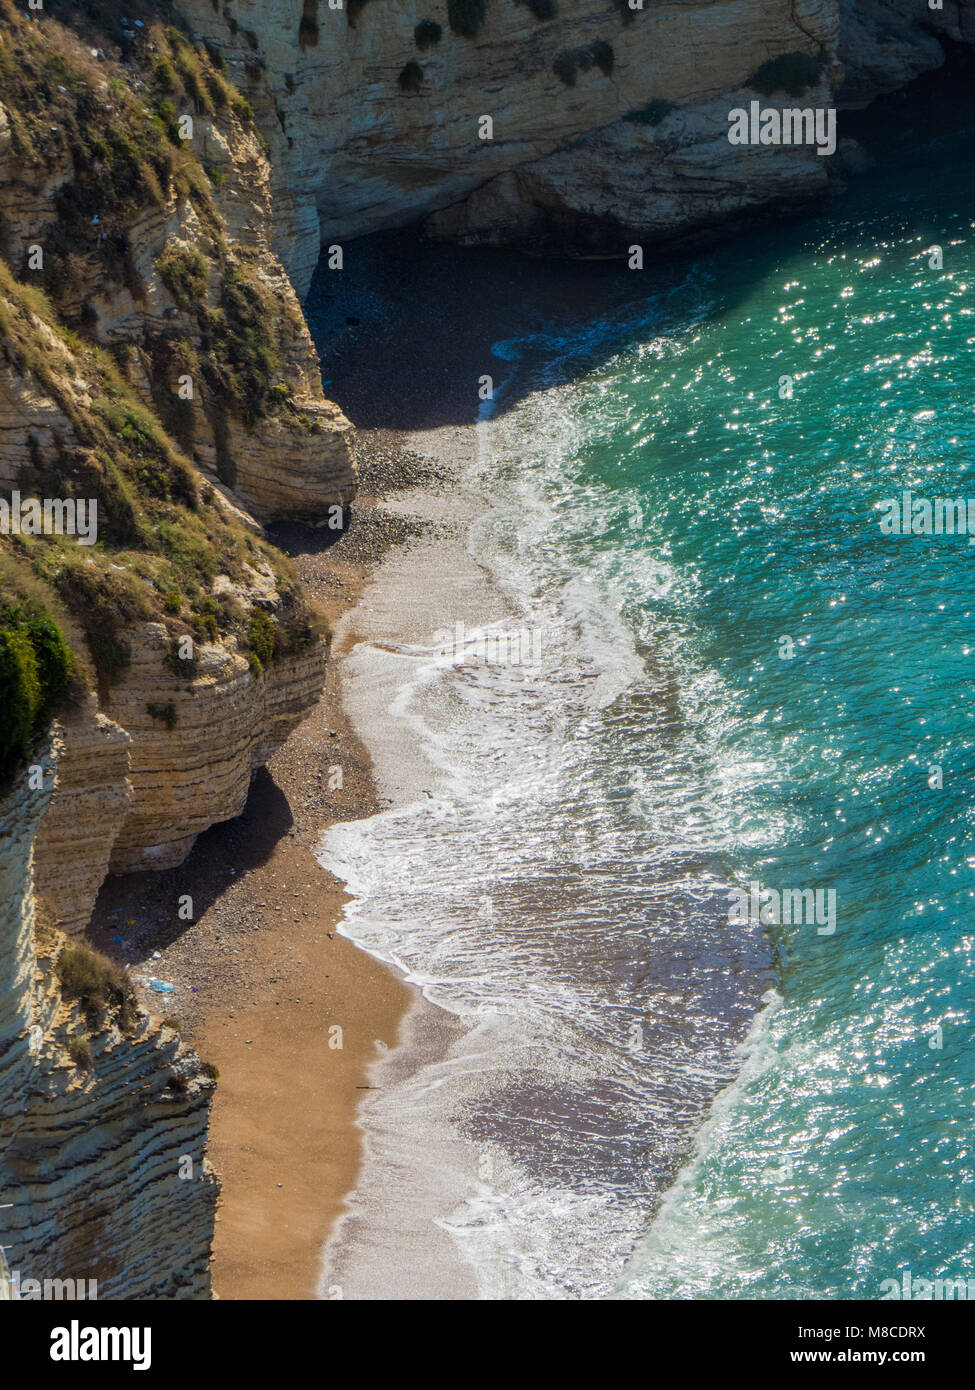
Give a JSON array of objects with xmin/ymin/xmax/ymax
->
[{"xmin": 318, "ymin": 327, "xmax": 773, "ymax": 1299}]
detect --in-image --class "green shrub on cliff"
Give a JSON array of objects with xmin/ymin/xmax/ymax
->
[
  {"xmin": 246, "ymin": 607, "xmax": 276, "ymax": 674},
  {"xmin": 151, "ymin": 53, "xmax": 179, "ymax": 95},
  {"xmin": 68, "ymin": 1036, "xmax": 93, "ymax": 1070},
  {"xmin": 747, "ymin": 50, "xmax": 827, "ymax": 98},
  {"xmin": 199, "ymin": 267, "xmax": 282, "ymax": 425},
  {"xmin": 157, "ymin": 244, "xmax": 209, "ymax": 308},
  {"xmin": 553, "ymin": 41, "xmax": 614, "ymax": 86},
  {"xmin": 414, "ymin": 19, "xmax": 442, "ymax": 49},
  {"xmin": 398, "ymin": 61, "xmax": 424, "ymax": 93},
  {"xmin": 624, "ymin": 98, "xmax": 676, "ymax": 126},
  {"xmin": 553, "ymin": 51, "xmax": 579, "ymax": 86},
  {"xmin": 347, "ymin": 0, "xmax": 373, "ymax": 26},
  {"xmin": 0, "ymin": 603, "xmax": 73, "ymax": 786},
  {"xmin": 591, "ymin": 40, "xmax": 614, "ymax": 75},
  {"xmin": 447, "ymin": 0, "xmax": 486, "ymax": 38},
  {"xmin": 147, "ymin": 701, "xmax": 178, "ymax": 731}
]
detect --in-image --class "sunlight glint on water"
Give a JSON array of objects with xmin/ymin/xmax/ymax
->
[{"xmin": 323, "ymin": 130, "xmax": 975, "ymax": 1298}]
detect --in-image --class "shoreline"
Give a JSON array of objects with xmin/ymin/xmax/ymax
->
[
  {"xmin": 317, "ymin": 423, "xmax": 513, "ymax": 1300},
  {"xmin": 88, "ymin": 434, "xmax": 449, "ymax": 1301}
]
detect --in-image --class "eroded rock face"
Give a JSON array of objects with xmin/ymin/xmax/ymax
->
[
  {"xmin": 837, "ymin": 0, "xmax": 975, "ymax": 107},
  {"xmin": 0, "ymin": 753, "xmax": 218, "ymax": 1300},
  {"xmin": 27, "ymin": 622, "xmax": 326, "ymax": 933},
  {"xmin": 0, "ymin": 313, "xmax": 328, "ymax": 932},
  {"xmin": 180, "ymin": 0, "xmax": 842, "ymax": 293},
  {"xmin": 422, "ymin": 85, "xmax": 836, "ymax": 250},
  {"xmin": 104, "ymin": 623, "xmax": 326, "ymax": 877},
  {"xmin": 24, "ymin": 629, "xmax": 327, "ymax": 932},
  {"xmin": 0, "ymin": 93, "xmax": 355, "ymax": 523},
  {"xmin": 33, "ymin": 700, "xmax": 133, "ymax": 936}
]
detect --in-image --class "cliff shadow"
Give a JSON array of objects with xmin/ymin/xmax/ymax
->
[
  {"xmin": 88, "ymin": 766, "xmax": 294, "ymax": 964},
  {"xmin": 304, "ymin": 50, "xmax": 975, "ymax": 435}
]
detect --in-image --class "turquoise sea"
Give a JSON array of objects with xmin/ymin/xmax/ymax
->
[{"xmin": 311, "ymin": 110, "xmax": 975, "ymax": 1298}]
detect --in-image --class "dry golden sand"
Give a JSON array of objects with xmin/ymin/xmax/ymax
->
[
  {"xmin": 196, "ymin": 493, "xmax": 421, "ymax": 1301},
  {"xmin": 189, "ymin": 647, "xmax": 410, "ymax": 1301}
]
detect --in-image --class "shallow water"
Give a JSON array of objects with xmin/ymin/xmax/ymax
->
[{"xmin": 311, "ymin": 119, "xmax": 975, "ymax": 1299}]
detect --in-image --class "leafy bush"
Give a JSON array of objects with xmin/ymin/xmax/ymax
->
[
  {"xmin": 414, "ymin": 19, "xmax": 442, "ymax": 48},
  {"xmin": 553, "ymin": 41, "xmax": 613, "ymax": 85},
  {"xmin": 747, "ymin": 50, "xmax": 826, "ymax": 98},
  {"xmin": 553, "ymin": 51, "xmax": 579, "ymax": 86},
  {"xmin": 0, "ymin": 604, "xmax": 73, "ymax": 785},
  {"xmin": 591, "ymin": 40, "xmax": 614, "ymax": 75},
  {"xmin": 0, "ymin": 625, "xmax": 40, "ymax": 778},
  {"xmin": 398, "ymin": 61, "xmax": 424, "ymax": 93},
  {"xmin": 158, "ymin": 244, "xmax": 208, "ymax": 308},
  {"xmin": 147, "ymin": 701, "xmax": 178, "ymax": 730},
  {"xmin": 202, "ymin": 1061, "xmax": 220, "ymax": 1080},
  {"xmin": 447, "ymin": 0, "xmax": 486, "ymax": 38},
  {"xmin": 246, "ymin": 607, "xmax": 276, "ymax": 673}
]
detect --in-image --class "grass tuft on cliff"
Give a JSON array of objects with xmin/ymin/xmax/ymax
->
[{"xmin": 57, "ymin": 941, "xmax": 138, "ymax": 1033}]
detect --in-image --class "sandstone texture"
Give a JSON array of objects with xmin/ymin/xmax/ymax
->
[
  {"xmin": 0, "ymin": 72, "xmax": 355, "ymax": 522},
  {"xmin": 0, "ymin": 750, "xmax": 218, "ymax": 1300},
  {"xmin": 181, "ymin": 0, "xmax": 841, "ymax": 288}
]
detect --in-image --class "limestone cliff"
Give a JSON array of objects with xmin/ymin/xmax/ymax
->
[
  {"xmin": 0, "ymin": 744, "xmax": 218, "ymax": 1299},
  {"xmin": 0, "ymin": 255, "xmax": 329, "ymax": 934},
  {"xmin": 179, "ymin": 0, "xmax": 842, "ymax": 289},
  {"xmin": 837, "ymin": 0, "xmax": 975, "ymax": 108},
  {"xmin": 0, "ymin": 5, "xmax": 355, "ymax": 520},
  {"xmin": 0, "ymin": 5, "xmax": 343, "ymax": 1298},
  {"xmin": 0, "ymin": 4, "xmax": 333, "ymax": 936}
]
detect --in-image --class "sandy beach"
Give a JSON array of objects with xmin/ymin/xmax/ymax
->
[
  {"xmin": 85, "ymin": 231, "xmax": 674, "ymax": 1300},
  {"xmin": 88, "ymin": 432, "xmax": 464, "ymax": 1300}
]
